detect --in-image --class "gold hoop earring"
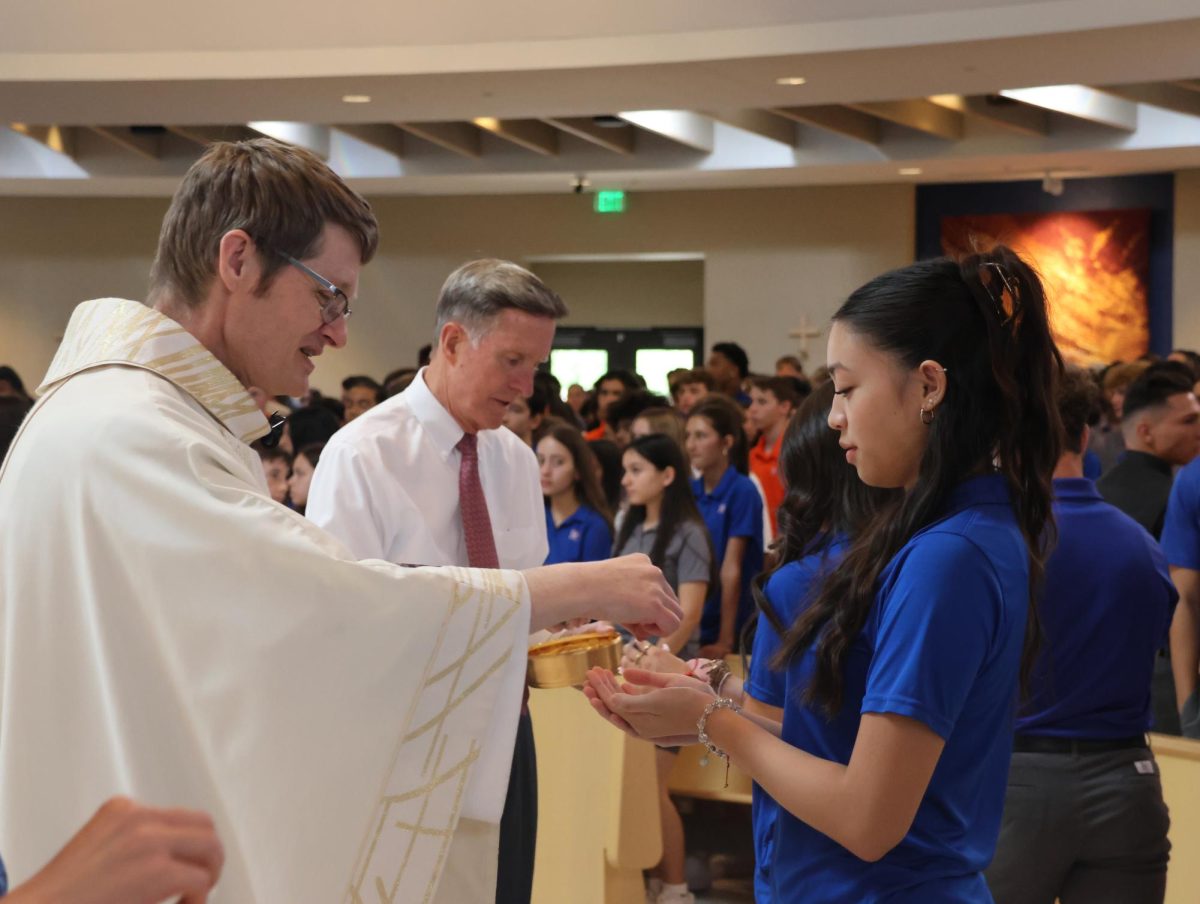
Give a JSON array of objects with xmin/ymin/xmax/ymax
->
[{"xmin": 920, "ymin": 405, "xmax": 935, "ymax": 426}]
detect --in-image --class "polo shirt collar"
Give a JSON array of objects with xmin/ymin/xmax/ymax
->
[
  {"xmin": 406, "ymin": 367, "xmax": 465, "ymax": 461},
  {"xmin": 1052, "ymin": 476, "xmax": 1102, "ymax": 503},
  {"xmin": 942, "ymin": 472, "xmax": 1011, "ymax": 515},
  {"xmin": 546, "ymin": 504, "xmax": 586, "ymax": 530},
  {"xmin": 752, "ymin": 434, "xmax": 780, "ymax": 462},
  {"xmin": 692, "ymin": 464, "xmax": 738, "ymax": 500}
]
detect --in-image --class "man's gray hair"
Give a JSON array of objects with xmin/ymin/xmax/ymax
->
[{"xmin": 434, "ymin": 259, "xmax": 568, "ymax": 344}]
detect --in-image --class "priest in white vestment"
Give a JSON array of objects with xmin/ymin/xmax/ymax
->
[{"xmin": 0, "ymin": 139, "xmax": 679, "ymax": 903}]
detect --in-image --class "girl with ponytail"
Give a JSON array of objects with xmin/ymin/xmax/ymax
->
[
  {"xmin": 585, "ymin": 247, "xmax": 1063, "ymax": 903},
  {"xmin": 745, "ymin": 381, "xmax": 897, "ymax": 902}
]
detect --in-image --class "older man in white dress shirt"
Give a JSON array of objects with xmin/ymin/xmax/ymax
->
[{"xmin": 308, "ymin": 259, "xmax": 565, "ymax": 904}]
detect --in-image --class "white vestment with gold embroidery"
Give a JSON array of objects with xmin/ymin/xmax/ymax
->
[{"xmin": 0, "ymin": 298, "xmax": 530, "ymax": 903}]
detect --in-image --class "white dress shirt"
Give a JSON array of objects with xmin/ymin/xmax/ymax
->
[{"xmin": 307, "ymin": 368, "xmax": 548, "ymax": 570}]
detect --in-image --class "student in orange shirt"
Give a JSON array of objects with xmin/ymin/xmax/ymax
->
[{"xmin": 748, "ymin": 376, "xmax": 811, "ymax": 537}]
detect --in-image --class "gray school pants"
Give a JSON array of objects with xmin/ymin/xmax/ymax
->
[{"xmin": 985, "ymin": 745, "xmax": 1171, "ymax": 904}]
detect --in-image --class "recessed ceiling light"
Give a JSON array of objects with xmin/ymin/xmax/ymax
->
[
  {"xmin": 899, "ymin": 167, "xmax": 923, "ymax": 176},
  {"xmin": 342, "ymin": 94, "xmax": 371, "ymax": 104},
  {"xmin": 775, "ymin": 76, "xmax": 807, "ymax": 86}
]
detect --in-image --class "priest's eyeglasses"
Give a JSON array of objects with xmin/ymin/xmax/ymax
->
[{"xmin": 279, "ymin": 252, "xmax": 353, "ymax": 324}]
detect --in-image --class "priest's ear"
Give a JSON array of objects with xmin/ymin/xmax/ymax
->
[{"xmin": 215, "ymin": 229, "xmax": 259, "ymax": 295}]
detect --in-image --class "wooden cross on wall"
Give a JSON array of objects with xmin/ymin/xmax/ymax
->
[{"xmin": 788, "ymin": 314, "xmax": 824, "ymax": 362}]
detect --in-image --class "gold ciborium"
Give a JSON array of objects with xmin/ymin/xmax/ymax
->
[{"xmin": 527, "ymin": 631, "xmax": 622, "ymax": 689}]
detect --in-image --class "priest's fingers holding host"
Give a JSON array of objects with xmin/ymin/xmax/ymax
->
[
  {"xmin": 5, "ymin": 796, "xmax": 224, "ymax": 904},
  {"xmin": 522, "ymin": 555, "xmax": 681, "ymax": 636},
  {"xmin": 591, "ymin": 554, "xmax": 682, "ymax": 638}
]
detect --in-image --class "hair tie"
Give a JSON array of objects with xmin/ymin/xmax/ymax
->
[{"xmin": 979, "ymin": 261, "xmax": 1022, "ymax": 328}]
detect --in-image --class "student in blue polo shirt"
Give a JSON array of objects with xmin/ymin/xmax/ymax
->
[
  {"xmin": 686, "ymin": 395, "xmax": 764, "ymax": 657},
  {"xmin": 746, "ymin": 381, "xmax": 897, "ymax": 903},
  {"xmin": 585, "ymin": 246, "xmax": 1064, "ymax": 903},
  {"xmin": 1160, "ymin": 452, "xmax": 1200, "ymax": 738},
  {"xmin": 536, "ymin": 420, "xmax": 613, "ymax": 565},
  {"xmin": 985, "ymin": 367, "xmax": 1173, "ymax": 904}
]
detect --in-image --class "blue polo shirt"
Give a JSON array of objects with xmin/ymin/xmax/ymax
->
[
  {"xmin": 746, "ymin": 536, "xmax": 850, "ymax": 904},
  {"xmin": 543, "ymin": 503, "xmax": 612, "ymax": 565},
  {"xmin": 691, "ymin": 466, "xmax": 764, "ymax": 646},
  {"xmin": 772, "ymin": 474, "xmax": 1029, "ymax": 903},
  {"xmin": 1018, "ymin": 478, "xmax": 1176, "ymax": 737},
  {"xmin": 1162, "ymin": 455, "xmax": 1200, "ymax": 570}
]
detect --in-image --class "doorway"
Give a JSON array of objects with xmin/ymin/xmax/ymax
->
[{"xmin": 529, "ymin": 256, "xmax": 704, "ymax": 397}]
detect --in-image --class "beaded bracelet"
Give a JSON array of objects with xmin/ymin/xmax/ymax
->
[
  {"xmin": 696, "ymin": 697, "xmax": 741, "ymax": 788},
  {"xmin": 687, "ymin": 658, "xmax": 731, "ymax": 694}
]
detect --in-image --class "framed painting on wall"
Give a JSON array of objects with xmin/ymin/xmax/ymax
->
[
  {"xmin": 916, "ymin": 174, "xmax": 1174, "ymax": 363},
  {"xmin": 941, "ymin": 208, "xmax": 1150, "ymax": 366}
]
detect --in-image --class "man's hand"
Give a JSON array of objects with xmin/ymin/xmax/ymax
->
[
  {"xmin": 7, "ymin": 797, "xmax": 224, "ymax": 904},
  {"xmin": 524, "ymin": 555, "xmax": 682, "ymax": 638},
  {"xmin": 591, "ymin": 555, "xmax": 682, "ymax": 638}
]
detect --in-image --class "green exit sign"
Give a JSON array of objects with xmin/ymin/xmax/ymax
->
[{"xmin": 594, "ymin": 190, "xmax": 626, "ymax": 213}]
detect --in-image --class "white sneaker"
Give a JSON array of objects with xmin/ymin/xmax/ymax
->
[{"xmin": 645, "ymin": 877, "xmax": 663, "ymax": 903}]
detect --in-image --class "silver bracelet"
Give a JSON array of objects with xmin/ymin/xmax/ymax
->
[{"xmin": 697, "ymin": 696, "xmax": 741, "ymax": 760}]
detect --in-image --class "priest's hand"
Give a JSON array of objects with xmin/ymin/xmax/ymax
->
[
  {"xmin": 523, "ymin": 555, "xmax": 682, "ymax": 638},
  {"xmin": 6, "ymin": 796, "xmax": 224, "ymax": 904},
  {"xmin": 590, "ymin": 554, "xmax": 683, "ymax": 639},
  {"xmin": 553, "ymin": 619, "xmax": 615, "ymax": 637},
  {"xmin": 584, "ymin": 666, "xmax": 715, "ymax": 746}
]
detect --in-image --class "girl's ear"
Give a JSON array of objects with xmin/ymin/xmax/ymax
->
[
  {"xmin": 661, "ymin": 465, "xmax": 677, "ymax": 487},
  {"xmin": 721, "ymin": 433, "xmax": 734, "ymax": 455}
]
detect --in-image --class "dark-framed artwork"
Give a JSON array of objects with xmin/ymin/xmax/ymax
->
[{"xmin": 917, "ymin": 174, "xmax": 1174, "ymax": 364}]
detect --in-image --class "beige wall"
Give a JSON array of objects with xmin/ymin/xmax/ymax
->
[
  {"xmin": 1175, "ymin": 170, "xmax": 1200, "ymax": 352},
  {"xmin": 530, "ymin": 259, "xmax": 703, "ymax": 329},
  {"xmin": 9, "ymin": 175, "xmax": 1200, "ymax": 399},
  {"xmin": 0, "ymin": 184, "xmax": 916, "ymax": 397},
  {"xmin": 0, "ymin": 198, "xmax": 166, "ymax": 395}
]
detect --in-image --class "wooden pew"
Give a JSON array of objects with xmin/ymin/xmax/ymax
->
[
  {"xmin": 1152, "ymin": 733, "xmax": 1200, "ymax": 904},
  {"xmin": 530, "ymin": 686, "xmax": 663, "ymax": 904}
]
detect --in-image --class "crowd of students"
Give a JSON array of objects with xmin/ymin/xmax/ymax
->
[{"xmin": 5, "ymin": 245, "xmax": 1200, "ymax": 904}]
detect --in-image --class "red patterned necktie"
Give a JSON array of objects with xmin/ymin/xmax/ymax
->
[
  {"xmin": 458, "ymin": 432, "xmax": 531, "ymax": 711},
  {"xmin": 456, "ymin": 433, "xmax": 500, "ymax": 569}
]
